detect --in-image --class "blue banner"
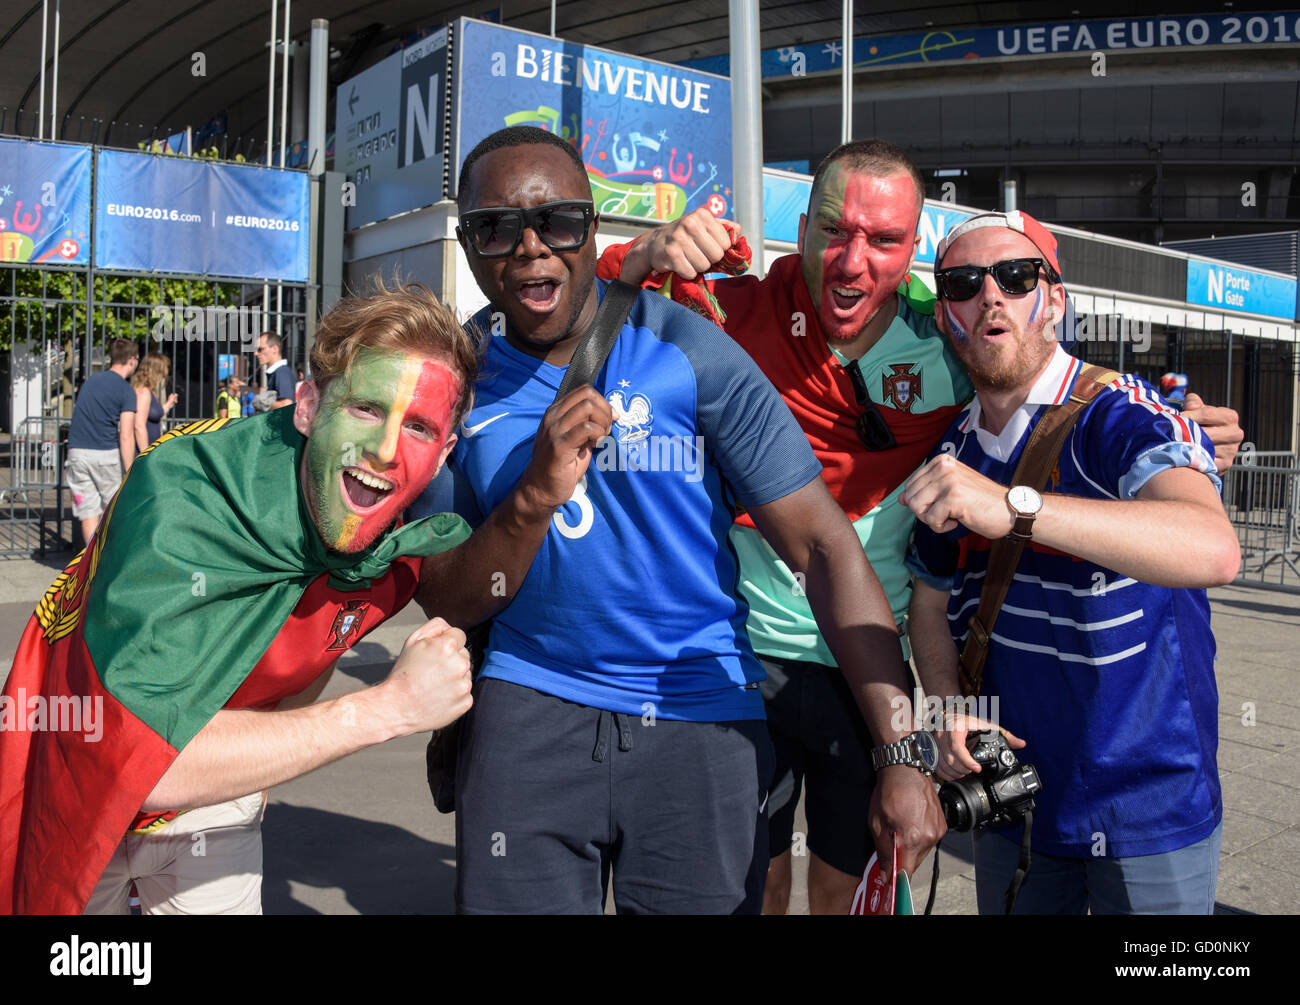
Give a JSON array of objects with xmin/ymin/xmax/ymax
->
[
  {"xmin": 95, "ymin": 150, "xmax": 309, "ymax": 281},
  {"xmin": 686, "ymin": 12, "xmax": 1300, "ymax": 78},
  {"xmin": 762, "ymin": 169, "xmax": 810, "ymax": 245},
  {"xmin": 0, "ymin": 138, "xmax": 92, "ymax": 265},
  {"xmin": 453, "ymin": 18, "xmax": 732, "ymax": 224},
  {"xmin": 1186, "ymin": 258, "xmax": 1298, "ymax": 321}
]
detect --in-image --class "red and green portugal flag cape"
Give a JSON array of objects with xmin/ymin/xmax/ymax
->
[{"xmin": 0, "ymin": 407, "xmax": 469, "ymax": 913}]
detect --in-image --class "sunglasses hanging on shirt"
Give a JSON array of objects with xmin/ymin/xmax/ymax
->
[{"xmin": 845, "ymin": 360, "xmax": 898, "ymax": 452}]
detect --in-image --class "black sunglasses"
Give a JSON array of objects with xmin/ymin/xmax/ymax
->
[
  {"xmin": 845, "ymin": 360, "xmax": 898, "ymax": 452},
  {"xmin": 934, "ymin": 257, "xmax": 1060, "ymax": 302},
  {"xmin": 457, "ymin": 200, "xmax": 596, "ymax": 257}
]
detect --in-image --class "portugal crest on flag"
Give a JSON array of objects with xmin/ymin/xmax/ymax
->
[{"xmin": 882, "ymin": 363, "xmax": 922, "ymax": 412}]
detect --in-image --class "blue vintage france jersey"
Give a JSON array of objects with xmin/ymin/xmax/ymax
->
[
  {"xmin": 907, "ymin": 348, "xmax": 1223, "ymax": 858},
  {"xmin": 411, "ymin": 281, "xmax": 823, "ymax": 721}
]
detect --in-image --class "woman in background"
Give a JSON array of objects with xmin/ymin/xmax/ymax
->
[{"xmin": 131, "ymin": 352, "xmax": 178, "ymax": 450}]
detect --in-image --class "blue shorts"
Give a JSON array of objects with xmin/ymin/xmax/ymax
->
[
  {"xmin": 454, "ymin": 677, "xmax": 775, "ymax": 914},
  {"xmin": 973, "ymin": 822, "xmax": 1222, "ymax": 915}
]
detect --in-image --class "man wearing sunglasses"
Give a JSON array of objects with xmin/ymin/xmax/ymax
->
[
  {"xmin": 409, "ymin": 125, "xmax": 942, "ymax": 914},
  {"xmin": 599, "ymin": 139, "xmax": 1243, "ymax": 914},
  {"xmin": 903, "ymin": 211, "xmax": 1238, "ymax": 913}
]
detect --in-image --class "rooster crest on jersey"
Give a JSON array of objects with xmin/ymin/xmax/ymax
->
[
  {"xmin": 607, "ymin": 382, "xmax": 654, "ymax": 443},
  {"xmin": 881, "ymin": 363, "xmax": 922, "ymax": 413},
  {"xmin": 327, "ymin": 600, "xmax": 370, "ymax": 651}
]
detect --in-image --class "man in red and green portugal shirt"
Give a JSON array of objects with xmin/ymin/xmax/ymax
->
[
  {"xmin": 599, "ymin": 138, "xmax": 1243, "ymax": 914},
  {"xmin": 0, "ymin": 283, "xmax": 599, "ymax": 914}
]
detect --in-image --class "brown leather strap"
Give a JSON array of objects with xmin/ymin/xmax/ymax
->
[{"xmin": 957, "ymin": 364, "xmax": 1120, "ymax": 695}]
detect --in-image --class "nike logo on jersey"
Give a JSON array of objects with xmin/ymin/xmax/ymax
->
[{"xmin": 461, "ymin": 412, "xmax": 509, "ymax": 437}]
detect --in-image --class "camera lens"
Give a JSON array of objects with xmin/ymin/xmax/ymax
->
[{"xmin": 939, "ymin": 779, "xmax": 991, "ymax": 832}]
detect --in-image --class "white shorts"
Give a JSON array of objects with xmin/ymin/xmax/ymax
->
[
  {"xmin": 83, "ymin": 793, "xmax": 264, "ymax": 915},
  {"xmin": 65, "ymin": 447, "xmax": 124, "ymax": 520}
]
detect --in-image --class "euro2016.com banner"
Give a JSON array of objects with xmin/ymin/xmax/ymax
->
[
  {"xmin": 94, "ymin": 150, "xmax": 309, "ymax": 282},
  {"xmin": 0, "ymin": 138, "xmax": 92, "ymax": 266},
  {"xmin": 451, "ymin": 17, "xmax": 733, "ymax": 225}
]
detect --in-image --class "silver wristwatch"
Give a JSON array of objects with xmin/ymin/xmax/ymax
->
[{"xmin": 870, "ymin": 731, "xmax": 939, "ymax": 776}]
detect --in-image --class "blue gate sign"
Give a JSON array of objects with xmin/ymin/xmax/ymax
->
[
  {"xmin": 95, "ymin": 150, "xmax": 309, "ymax": 281},
  {"xmin": 1186, "ymin": 258, "xmax": 1298, "ymax": 321},
  {"xmin": 0, "ymin": 138, "xmax": 92, "ymax": 265}
]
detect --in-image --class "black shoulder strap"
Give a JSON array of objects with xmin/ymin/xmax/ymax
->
[{"xmin": 554, "ymin": 280, "xmax": 640, "ymax": 402}]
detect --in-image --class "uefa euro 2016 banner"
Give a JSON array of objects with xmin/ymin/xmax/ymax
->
[
  {"xmin": 686, "ymin": 11, "xmax": 1300, "ymax": 78},
  {"xmin": 451, "ymin": 18, "xmax": 733, "ymax": 225},
  {"xmin": 95, "ymin": 150, "xmax": 309, "ymax": 281},
  {"xmin": 0, "ymin": 138, "xmax": 92, "ymax": 266}
]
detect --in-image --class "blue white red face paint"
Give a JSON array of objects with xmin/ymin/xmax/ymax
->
[
  {"xmin": 944, "ymin": 302, "xmax": 971, "ymax": 342},
  {"xmin": 1027, "ymin": 284, "xmax": 1043, "ymax": 324}
]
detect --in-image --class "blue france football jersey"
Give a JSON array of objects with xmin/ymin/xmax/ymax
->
[
  {"xmin": 908, "ymin": 358, "xmax": 1223, "ymax": 857},
  {"xmin": 410, "ymin": 281, "xmax": 823, "ymax": 721}
]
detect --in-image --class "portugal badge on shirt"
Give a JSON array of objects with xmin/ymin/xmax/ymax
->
[
  {"xmin": 882, "ymin": 363, "xmax": 923, "ymax": 412},
  {"xmin": 327, "ymin": 600, "xmax": 371, "ymax": 651}
]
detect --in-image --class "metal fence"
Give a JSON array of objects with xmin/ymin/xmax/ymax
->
[
  {"xmin": 2, "ymin": 262, "xmax": 310, "ymax": 558},
  {"xmin": 0, "ymin": 416, "xmax": 68, "ymax": 557},
  {"xmin": 1222, "ymin": 449, "xmax": 1300, "ymax": 592}
]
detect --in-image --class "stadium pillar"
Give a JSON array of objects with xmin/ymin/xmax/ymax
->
[
  {"xmin": 841, "ymin": 0, "xmax": 852, "ymax": 143},
  {"xmin": 729, "ymin": 0, "xmax": 764, "ymax": 277},
  {"xmin": 307, "ymin": 19, "xmax": 330, "ymax": 365},
  {"xmin": 308, "ymin": 20, "xmax": 327, "ymax": 178}
]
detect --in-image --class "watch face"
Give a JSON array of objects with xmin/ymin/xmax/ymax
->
[
  {"xmin": 1008, "ymin": 485, "xmax": 1043, "ymax": 515},
  {"xmin": 912, "ymin": 731, "xmax": 939, "ymax": 772}
]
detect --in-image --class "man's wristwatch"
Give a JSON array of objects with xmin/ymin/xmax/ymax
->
[
  {"xmin": 871, "ymin": 731, "xmax": 939, "ymax": 776},
  {"xmin": 1005, "ymin": 485, "xmax": 1044, "ymax": 541}
]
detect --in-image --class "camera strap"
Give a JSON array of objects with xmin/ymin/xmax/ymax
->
[
  {"xmin": 556, "ymin": 279, "xmax": 640, "ymax": 398},
  {"xmin": 957, "ymin": 364, "xmax": 1120, "ymax": 696}
]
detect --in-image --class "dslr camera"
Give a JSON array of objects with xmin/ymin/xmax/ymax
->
[{"xmin": 939, "ymin": 730, "xmax": 1042, "ymax": 832}]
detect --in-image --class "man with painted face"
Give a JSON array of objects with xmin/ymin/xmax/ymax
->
[
  {"xmin": 599, "ymin": 139, "xmax": 1244, "ymax": 914},
  {"xmin": 409, "ymin": 126, "xmax": 942, "ymax": 914},
  {"xmin": 903, "ymin": 212, "xmax": 1238, "ymax": 913},
  {"xmin": 1, "ymin": 285, "xmax": 485, "ymax": 914}
]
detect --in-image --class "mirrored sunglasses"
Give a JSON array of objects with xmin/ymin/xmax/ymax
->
[{"xmin": 458, "ymin": 200, "xmax": 595, "ymax": 257}]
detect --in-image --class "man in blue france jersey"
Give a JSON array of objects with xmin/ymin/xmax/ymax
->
[
  {"xmin": 409, "ymin": 125, "xmax": 943, "ymax": 914},
  {"xmin": 902, "ymin": 210, "xmax": 1241, "ymax": 913}
]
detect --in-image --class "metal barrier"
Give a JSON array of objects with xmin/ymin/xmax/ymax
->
[
  {"xmin": 1, "ymin": 416, "xmax": 69, "ymax": 558},
  {"xmin": 1222, "ymin": 450, "xmax": 1300, "ymax": 592}
]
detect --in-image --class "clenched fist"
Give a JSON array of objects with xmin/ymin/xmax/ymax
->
[
  {"xmin": 378, "ymin": 617, "xmax": 474, "ymax": 736},
  {"xmin": 519, "ymin": 385, "xmax": 613, "ymax": 512},
  {"xmin": 620, "ymin": 206, "xmax": 738, "ymax": 283}
]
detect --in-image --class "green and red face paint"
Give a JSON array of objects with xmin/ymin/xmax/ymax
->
[
  {"xmin": 302, "ymin": 349, "xmax": 460, "ymax": 553},
  {"xmin": 799, "ymin": 165, "xmax": 921, "ymax": 344}
]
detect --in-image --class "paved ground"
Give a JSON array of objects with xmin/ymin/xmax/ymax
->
[{"xmin": 1, "ymin": 550, "xmax": 1296, "ymax": 915}]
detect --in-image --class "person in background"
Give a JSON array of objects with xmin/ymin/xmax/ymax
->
[
  {"xmin": 295, "ymin": 366, "xmax": 306, "ymax": 398},
  {"xmin": 255, "ymin": 332, "xmax": 296, "ymax": 408},
  {"xmin": 66, "ymin": 338, "xmax": 139, "ymax": 545},
  {"xmin": 131, "ymin": 352, "xmax": 178, "ymax": 450},
  {"xmin": 215, "ymin": 375, "xmax": 245, "ymax": 420},
  {"xmin": 1159, "ymin": 372, "xmax": 1189, "ymax": 412}
]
